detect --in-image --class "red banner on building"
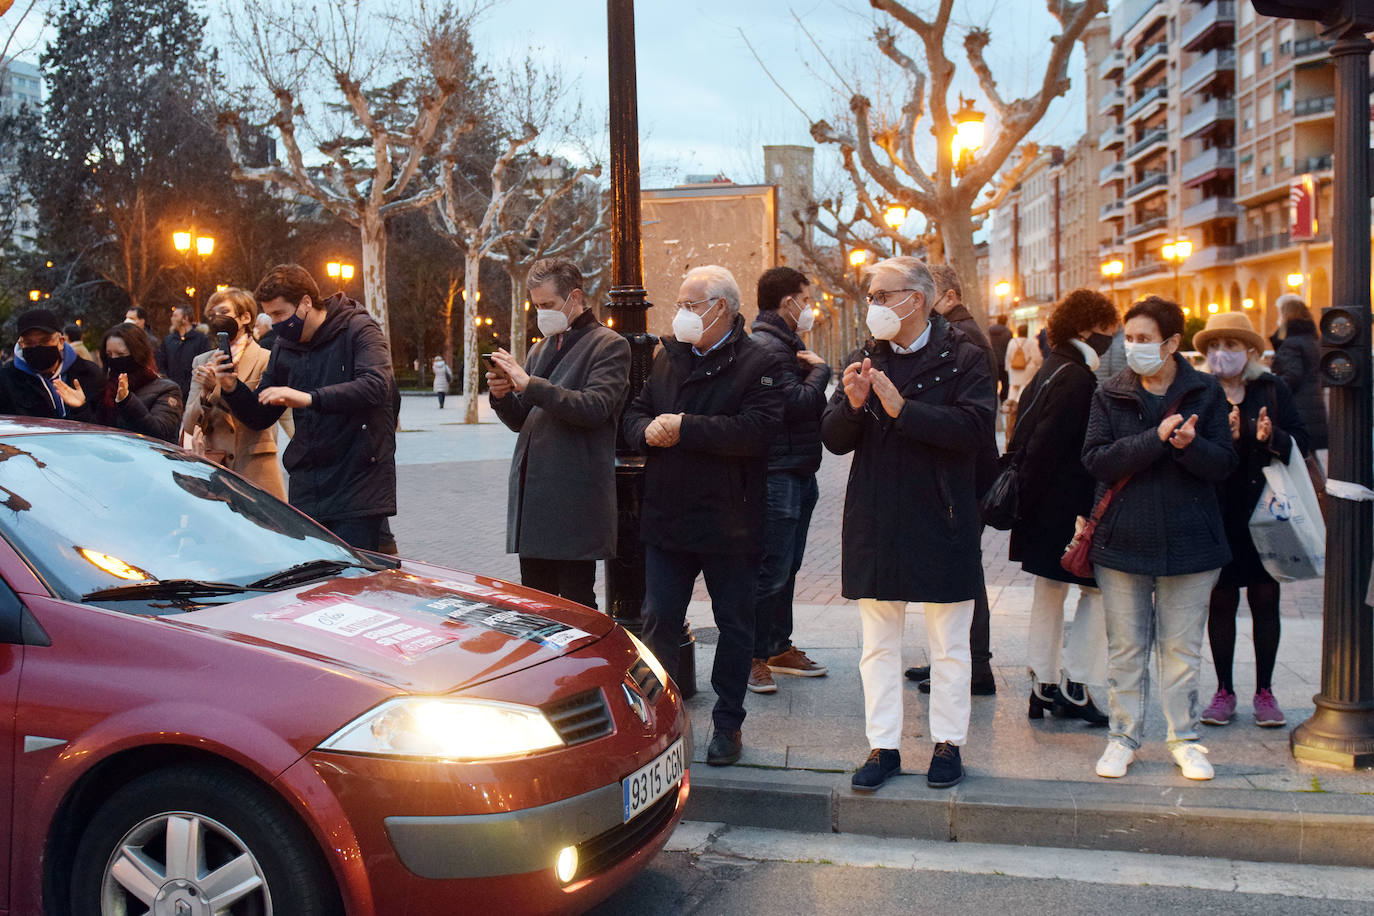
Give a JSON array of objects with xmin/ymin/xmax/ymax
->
[{"xmin": 1290, "ymin": 174, "xmax": 1318, "ymax": 241}]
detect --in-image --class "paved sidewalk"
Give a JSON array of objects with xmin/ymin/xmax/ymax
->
[{"xmin": 387, "ymin": 393, "xmax": 1370, "ymax": 865}]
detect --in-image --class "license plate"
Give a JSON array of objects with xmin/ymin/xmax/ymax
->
[{"xmin": 621, "ymin": 738, "xmax": 685, "ymax": 823}]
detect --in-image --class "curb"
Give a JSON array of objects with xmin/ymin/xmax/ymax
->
[{"xmin": 685, "ymin": 767, "xmax": 1374, "ymax": 867}]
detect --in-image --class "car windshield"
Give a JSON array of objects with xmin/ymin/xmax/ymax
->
[{"xmin": 0, "ymin": 431, "xmax": 385, "ymax": 604}]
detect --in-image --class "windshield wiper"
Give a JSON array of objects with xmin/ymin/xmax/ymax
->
[
  {"xmin": 247, "ymin": 558, "xmax": 364, "ymax": 590},
  {"xmin": 82, "ymin": 579, "xmax": 274, "ymax": 601}
]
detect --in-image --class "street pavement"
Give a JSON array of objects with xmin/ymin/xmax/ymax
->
[{"xmin": 387, "ymin": 391, "xmax": 1370, "ymax": 866}]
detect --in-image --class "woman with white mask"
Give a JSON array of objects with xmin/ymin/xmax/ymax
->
[{"xmin": 1081, "ymin": 296, "xmax": 1237, "ymax": 782}]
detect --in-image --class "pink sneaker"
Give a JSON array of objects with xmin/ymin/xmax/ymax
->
[
  {"xmin": 1253, "ymin": 688, "xmax": 1287, "ymax": 727},
  {"xmin": 1200, "ymin": 688, "xmax": 1236, "ymax": 726}
]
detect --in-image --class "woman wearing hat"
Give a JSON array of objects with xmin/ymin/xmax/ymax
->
[{"xmin": 1194, "ymin": 311, "xmax": 1308, "ymax": 730}]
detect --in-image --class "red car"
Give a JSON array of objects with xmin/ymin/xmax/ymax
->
[{"xmin": 0, "ymin": 418, "xmax": 689, "ymax": 915}]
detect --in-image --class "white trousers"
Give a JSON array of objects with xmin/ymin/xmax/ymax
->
[
  {"xmin": 1026, "ymin": 577, "xmax": 1108, "ymax": 688},
  {"xmin": 858, "ymin": 598, "xmax": 974, "ymax": 748}
]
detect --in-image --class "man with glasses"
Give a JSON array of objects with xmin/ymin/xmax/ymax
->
[
  {"xmin": 821, "ymin": 256, "xmax": 997, "ymax": 791},
  {"xmin": 745, "ymin": 267, "xmax": 833, "ymax": 696},
  {"xmin": 623, "ymin": 265, "xmax": 786, "ymax": 767}
]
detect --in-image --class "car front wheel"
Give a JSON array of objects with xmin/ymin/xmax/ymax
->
[{"xmin": 69, "ymin": 765, "xmax": 341, "ymax": 916}]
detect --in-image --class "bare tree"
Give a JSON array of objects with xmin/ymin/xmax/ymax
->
[
  {"xmin": 219, "ymin": 0, "xmax": 487, "ymax": 334},
  {"xmin": 799, "ymin": 0, "xmax": 1105, "ymax": 326}
]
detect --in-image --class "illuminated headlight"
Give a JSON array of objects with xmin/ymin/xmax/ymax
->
[
  {"xmin": 555, "ymin": 845, "xmax": 578, "ymax": 884},
  {"xmin": 318, "ymin": 697, "xmax": 564, "ymax": 761},
  {"xmin": 625, "ymin": 630, "xmax": 670, "ymax": 686}
]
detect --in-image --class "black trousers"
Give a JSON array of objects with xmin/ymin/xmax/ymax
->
[
  {"xmin": 327, "ymin": 515, "xmax": 385, "ymax": 551},
  {"xmin": 642, "ymin": 544, "xmax": 757, "ymax": 733},
  {"xmin": 519, "ymin": 556, "xmax": 598, "ymax": 610}
]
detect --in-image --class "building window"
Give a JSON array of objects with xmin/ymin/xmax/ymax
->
[
  {"xmin": 1240, "ymin": 48, "xmax": 1255, "ymax": 80},
  {"xmin": 1262, "ymin": 162, "xmax": 1273, "ymax": 178},
  {"xmin": 1279, "ymin": 141, "xmax": 1292, "ymax": 171},
  {"xmin": 1242, "ymin": 103, "xmax": 1254, "ymax": 132},
  {"xmin": 1260, "ymin": 40, "xmax": 1272, "ymax": 68},
  {"xmin": 1278, "ymin": 82, "xmax": 1292, "ymax": 112},
  {"xmin": 1259, "ymin": 94, "xmax": 1274, "ymax": 122}
]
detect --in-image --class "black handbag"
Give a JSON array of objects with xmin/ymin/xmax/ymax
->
[{"xmin": 978, "ymin": 364, "xmax": 1069, "ymax": 530}]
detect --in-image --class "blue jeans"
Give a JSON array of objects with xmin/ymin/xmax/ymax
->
[
  {"xmin": 643, "ymin": 544, "xmax": 758, "ymax": 733},
  {"xmin": 1095, "ymin": 565, "xmax": 1221, "ymax": 750},
  {"xmin": 752, "ymin": 472, "xmax": 819, "ymax": 660}
]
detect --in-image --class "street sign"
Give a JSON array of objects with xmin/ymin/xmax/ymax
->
[{"xmin": 1290, "ymin": 174, "xmax": 1318, "ymax": 241}]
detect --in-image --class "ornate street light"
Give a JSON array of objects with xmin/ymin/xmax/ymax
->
[
  {"xmin": 952, "ymin": 95, "xmax": 985, "ymax": 178},
  {"xmin": 994, "ymin": 280, "xmax": 1011, "ymax": 316},
  {"xmin": 173, "ymin": 228, "xmax": 215, "ymax": 322},
  {"xmin": 1100, "ymin": 258, "xmax": 1124, "ymax": 307},
  {"xmin": 883, "ymin": 205, "xmax": 907, "ymax": 229},
  {"xmin": 326, "ymin": 261, "xmax": 357, "ymax": 290},
  {"xmin": 1161, "ymin": 237, "xmax": 1191, "ymax": 305}
]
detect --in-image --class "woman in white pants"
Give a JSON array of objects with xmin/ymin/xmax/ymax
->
[{"xmin": 1006, "ymin": 290, "xmax": 1119, "ymax": 724}]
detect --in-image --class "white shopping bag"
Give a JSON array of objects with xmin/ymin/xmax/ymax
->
[{"xmin": 1248, "ymin": 446, "xmax": 1325, "ymax": 582}]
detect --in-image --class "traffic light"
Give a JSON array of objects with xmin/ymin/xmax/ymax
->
[{"xmin": 1318, "ymin": 305, "xmax": 1367, "ymax": 387}]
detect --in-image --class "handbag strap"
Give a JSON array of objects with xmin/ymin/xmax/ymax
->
[
  {"xmin": 1007, "ymin": 363, "xmax": 1071, "ymax": 453},
  {"xmin": 1088, "ymin": 392, "xmax": 1188, "ymax": 524}
]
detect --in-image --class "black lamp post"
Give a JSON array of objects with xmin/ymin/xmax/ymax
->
[{"xmin": 1254, "ymin": 0, "xmax": 1374, "ymax": 768}]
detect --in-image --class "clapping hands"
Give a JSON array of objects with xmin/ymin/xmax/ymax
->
[{"xmin": 842, "ymin": 358, "xmax": 904, "ymax": 418}]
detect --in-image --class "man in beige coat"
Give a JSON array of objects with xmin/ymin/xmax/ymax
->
[{"xmin": 183, "ymin": 288, "xmax": 286, "ymax": 499}]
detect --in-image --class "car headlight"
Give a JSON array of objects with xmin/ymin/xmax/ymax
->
[
  {"xmin": 318, "ymin": 697, "xmax": 565, "ymax": 761},
  {"xmin": 625, "ymin": 629, "xmax": 670, "ymax": 687}
]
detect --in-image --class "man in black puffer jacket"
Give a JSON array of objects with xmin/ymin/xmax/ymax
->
[
  {"xmin": 213, "ymin": 264, "xmax": 397, "ymax": 550},
  {"xmin": 623, "ymin": 265, "xmax": 786, "ymax": 768},
  {"xmin": 745, "ymin": 267, "xmax": 834, "ymax": 696}
]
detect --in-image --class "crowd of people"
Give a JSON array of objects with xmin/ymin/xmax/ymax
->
[{"xmin": 2, "ymin": 253, "xmax": 1326, "ymax": 792}]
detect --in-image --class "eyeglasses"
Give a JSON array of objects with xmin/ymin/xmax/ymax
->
[
  {"xmin": 866, "ymin": 289, "xmax": 918, "ymax": 308},
  {"xmin": 674, "ymin": 296, "xmax": 719, "ymax": 312}
]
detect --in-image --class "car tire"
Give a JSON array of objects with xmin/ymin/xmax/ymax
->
[{"xmin": 69, "ymin": 765, "xmax": 341, "ymax": 916}]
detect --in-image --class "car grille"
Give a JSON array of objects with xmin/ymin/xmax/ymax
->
[
  {"xmin": 543, "ymin": 689, "xmax": 612, "ymax": 745},
  {"xmin": 628, "ymin": 656, "xmax": 663, "ymax": 702},
  {"xmin": 576, "ymin": 790, "xmax": 679, "ymax": 878}
]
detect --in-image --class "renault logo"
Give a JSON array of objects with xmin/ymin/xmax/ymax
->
[{"xmin": 622, "ymin": 682, "xmax": 650, "ymax": 726}]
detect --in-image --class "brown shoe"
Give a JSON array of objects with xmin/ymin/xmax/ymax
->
[
  {"xmin": 747, "ymin": 659, "xmax": 777, "ymax": 693},
  {"xmin": 766, "ymin": 646, "xmax": 828, "ymax": 677}
]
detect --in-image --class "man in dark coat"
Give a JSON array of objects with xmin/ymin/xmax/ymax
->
[
  {"xmin": 622, "ymin": 265, "xmax": 786, "ymax": 768},
  {"xmin": 0, "ymin": 308, "xmax": 105, "ymax": 421},
  {"xmin": 211, "ymin": 264, "xmax": 397, "ymax": 550},
  {"xmin": 988, "ymin": 314, "xmax": 1013, "ymax": 401},
  {"xmin": 488, "ymin": 258, "xmax": 630, "ymax": 609},
  {"xmin": 822, "ymin": 256, "xmax": 997, "ymax": 792},
  {"xmin": 745, "ymin": 267, "xmax": 833, "ymax": 695},
  {"xmin": 159, "ymin": 304, "xmax": 211, "ymax": 401},
  {"xmin": 906, "ymin": 263, "xmax": 998, "ymax": 696}
]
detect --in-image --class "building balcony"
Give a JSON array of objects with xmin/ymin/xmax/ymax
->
[
  {"xmin": 1124, "ymin": 169, "xmax": 1169, "ymax": 202},
  {"xmin": 1181, "ymin": 97, "xmax": 1236, "ymax": 140},
  {"xmin": 1099, "ymin": 50, "xmax": 1126, "ymax": 81},
  {"xmin": 1125, "ymin": 128, "xmax": 1169, "ymax": 162},
  {"xmin": 1124, "ymin": 258, "xmax": 1168, "ymax": 280},
  {"xmin": 1240, "ymin": 230, "xmax": 1291, "ymax": 257},
  {"xmin": 1099, "ymin": 236, "xmax": 1126, "ymax": 257},
  {"xmin": 1297, "ymin": 154, "xmax": 1333, "ymax": 174},
  {"xmin": 1187, "ymin": 244, "xmax": 1240, "ymax": 270},
  {"xmin": 1289, "ymin": 36, "xmax": 1334, "ymax": 61},
  {"xmin": 1181, "ymin": 195, "xmax": 1241, "ymax": 228},
  {"xmin": 1099, "ymin": 124, "xmax": 1126, "ymax": 151},
  {"xmin": 1181, "ymin": 0, "xmax": 1236, "ymax": 53},
  {"xmin": 1293, "ymin": 94, "xmax": 1336, "ymax": 119},
  {"xmin": 1098, "ymin": 87, "xmax": 1126, "ymax": 116},
  {"xmin": 1125, "ymin": 85, "xmax": 1168, "ymax": 122},
  {"xmin": 1099, "ymin": 160, "xmax": 1125, "ymax": 186},
  {"xmin": 1181, "ymin": 147, "xmax": 1235, "ymax": 187},
  {"xmin": 1100, "ymin": 199, "xmax": 1126, "ymax": 221},
  {"xmin": 1125, "ymin": 214, "xmax": 1169, "ymax": 240},
  {"xmin": 1180, "ymin": 48, "xmax": 1236, "ymax": 95},
  {"xmin": 1125, "ymin": 42, "xmax": 1169, "ymax": 83}
]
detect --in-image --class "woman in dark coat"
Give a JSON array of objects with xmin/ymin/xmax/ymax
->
[
  {"xmin": 1008, "ymin": 289, "xmax": 1118, "ymax": 725},
  {"xmin": 1192, "ymin": 313, "xmax": 1308, "ymax": 731},
  {"xmin": 1082, "ymin": 296, "xmax": 1237, "ymax": 783},
  {"xmin": 96, "ymin": 324, "xmax": 182, "ymax": 443},
  {"xmin": 1270, "ymin": 294, "xmax": 1327, "ymax": 453}
]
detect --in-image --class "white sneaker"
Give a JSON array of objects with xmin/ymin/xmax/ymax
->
[
  {"xmin": 1171, "ymin": 743, "xmax": 1214, "ymax": 780},
  {"xmin": 1095, "ymin": 740, "xmax": 1135, "ymax": 778}
]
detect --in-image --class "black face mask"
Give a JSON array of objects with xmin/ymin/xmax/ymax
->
[
  {"xmin": 1086, "ymin": 332, "xmax": 1114, "ymax": 356},
  {"xmin": 104, "ymin": 355, "xmax": 136, "ymax": 378},
  {"xmin": 206, "ymin": 314, "xmax": 239, "ymax": 339},
  {"xmin": 21, "ymin": 344, "xmax": 61, "ymax": 373}
]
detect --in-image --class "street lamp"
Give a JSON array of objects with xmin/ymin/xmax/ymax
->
[
  {"xmin": 952, "ymin": 94, "xmax": 985, "ymax": 178},
  {"xmin": 173, "ymin": 229, "xmax": 215, "ymax": 322},
  {"xmin": 883, "ymin": 205, "xmax": 907, "ymax": 229},
  {"xmin": 1161, "ymin": 237, "xmax": 1191, "ymax": 305},
  {"xmin": 1100, "ymin": 259, "xmax": 1124, "ymax": 307},
  {"xmin": 326, "ymin": 261, "xmax": 356, "ymax": 289},
  {"xmin": 994, "ymin": 280, "xmax": 1011, "ymax": 316},
  {"xmin": 1287, "ymin": 272, "xmax": 1305, "ymax": 289}
]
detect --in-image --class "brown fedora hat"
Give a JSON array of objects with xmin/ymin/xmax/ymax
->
[{"xmin": 1193, "ymin": 311, "xmax": 1267, "ymax": 354}]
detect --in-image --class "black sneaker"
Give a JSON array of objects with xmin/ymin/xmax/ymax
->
[
  {"xmin": 904, "ymin": 665, "xmax": 931, "ymax": 682},
  {"xmin": 916, "ymin": 673, "xmax": 998, "ymax": 696},
  {"xmin": 851, "ymin": 748, "xmax": 901, "ymax": 792},
  {"xmin": 927, "ymin": 742, "xmax": 964, "ymax": 788},
  {"xmin": 706, "ymin": 729, "xmax": 742, "ymax": 766}
]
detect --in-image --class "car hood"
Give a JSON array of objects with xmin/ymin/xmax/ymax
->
[{"xmin": 162, "ymin": 560, "xmax": 617, "ymax": 694}]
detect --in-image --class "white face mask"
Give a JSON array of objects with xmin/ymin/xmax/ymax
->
[
  {"xmin": 536, "ymin": 307, "xmax": 569, "ymax": 337},
  {"xmin": 673, "ymin": 301, "xmax": 722, "ymax": 346},
  {"xmin": 1125, "ymin": 340, "xmax": 1168, "ymax": 377},
  {"xmin": 791, "ymin": 297, "xmax": 815, "ymax": 333}
]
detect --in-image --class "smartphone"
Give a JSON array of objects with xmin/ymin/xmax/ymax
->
[{"xmin": 216, "ymin": 332, "xmax": 231, "ymax": 354}]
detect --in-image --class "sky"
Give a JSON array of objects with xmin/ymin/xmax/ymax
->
[{"xmin": 4, "ymin": 0, "xmax": 1086, "ymax": 189}]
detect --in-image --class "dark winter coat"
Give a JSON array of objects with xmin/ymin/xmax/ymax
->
[
  {"xmin": 1082, "ymin": 355, "xmax": 1238, "ymax": 576},
  {"xmin": 988, "ymin": 321, "xmax": 1013, "ymax": 370},
  {"xmin": 821, "ymin": 315, "xmax": 998, "ymax": 603},
  {"xmin": 1217, "ymin": 371, "xmax": 1309, "ymax": 588},
  {"xmin": 622, "ymin": 314, "xmax": 786, "ymax": 556},
  {"xmin": 223, "ymin": 293, "xmax": 397, "ymax": 523},
  {"xmin": 936, "ymin": 302, "xmax": 999, "ymax": 493},
  {"xmin": 0, "ymin": 347, "xmax": 105, "ymax": 422},
  {"xmin": 100, "ymin": 377, "xmax": 183, "ymax": 443},
  {"xmin": 159, "ymin": 328, "xmax": 212, "ymax": 400},
  {"xmin": 750, "ymin": 309, "xmax": 832, "ymax": 475},
  {"xmin": 1270, "ymin": 319, "xmax": 1327, "ymax": 450},
  {"xmin": 492, "ymin": 312, "xmax": 630, "ymax": 561},
  {"xmin": 1008, "ymin": 343, "xmax": 1100, "ymax": 585}
]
